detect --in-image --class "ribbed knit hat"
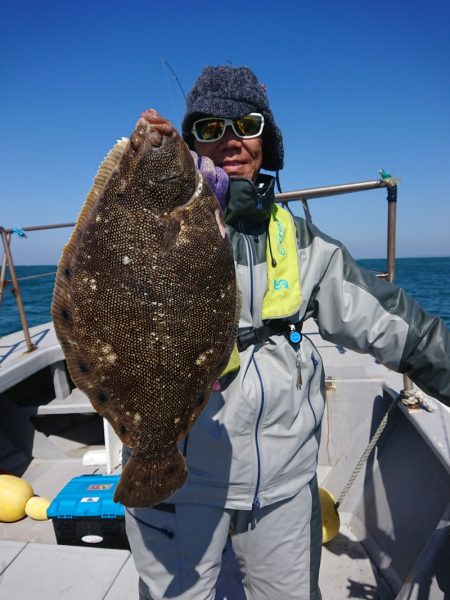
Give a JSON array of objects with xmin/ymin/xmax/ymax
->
[{"xmin": 182, "ymin": 66, "xmax": 284, "ymax": 172}]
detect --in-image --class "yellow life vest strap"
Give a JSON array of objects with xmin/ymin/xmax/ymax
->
[
  {"xmin": 220, "ymin": 205, "xmax": 301, "ymax": 376},
  {"xmin": 220, "ymin": 342, "xmax": 241, "ymax": 377},
  {"xmin": 262, "ymin": 204, "xmax": 302, "ymax": 319}
]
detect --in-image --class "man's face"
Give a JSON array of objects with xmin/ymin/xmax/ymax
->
[{"xmin": 194, "ymin": 126, "xmax": 263, "ymax": 183}]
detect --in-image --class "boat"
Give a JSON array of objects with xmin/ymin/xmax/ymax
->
[{"xmin": 1, "ymin": 177, "xmax": 449, "ymax": 599}]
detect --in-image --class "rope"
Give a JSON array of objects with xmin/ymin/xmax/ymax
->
[
  {"xmin": 334, "ymin": 386, "xmax": 436, "ymax": 509},
  {"xmin": 10, "ymin": 272, "xmax": 56, "ymax": 282},
  {"xmin": 334, "ymin": 393, "xmax": 401, "ymax": 509},
  {"xmin": 400, "ymin": 388, "xmax": 436, "ymax": 412}
]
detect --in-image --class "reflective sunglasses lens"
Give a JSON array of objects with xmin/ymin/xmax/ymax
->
[
  {"xmin": 194, "ymin": 119, "xmax": 225, "ymax": 141},
  {"xmin": 234, "ymin": 114, "xmax": 263, "ymax": 137}
]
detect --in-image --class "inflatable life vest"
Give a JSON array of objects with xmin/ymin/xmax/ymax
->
[{"xmin": 221, "ymin": 204, "xmax": 301, "ymax": 376}]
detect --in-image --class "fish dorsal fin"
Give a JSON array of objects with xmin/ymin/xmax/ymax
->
[
  {"xmin": 57, "ymin": 137, "xmax": 129, "ymax": 264},
  {"xmin": 75, "ymin": 137, "xmax": 129, "ymax": 232},
  {"xmin": 51, "ymin": 136, "xmax": 133, "ymax": 447}
]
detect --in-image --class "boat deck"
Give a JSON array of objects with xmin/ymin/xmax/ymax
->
[
  {"xmin": 0, "ymin": 477, "xmax": 392, "ymax": 600},
  {"xmin": 0, "ymin": 537, "xmax": 389, "ymax": 600},
  {"xmin": 0, "ymin": 528, "xmax": 393, "ymax": 600},
  {"xmin": 0, "ymin": 438, "xmax": 392, "ymax": 600}
]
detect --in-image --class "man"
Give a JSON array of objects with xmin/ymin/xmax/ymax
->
[{"xmin": 125, "ymin": 66, "xmax": 450, "ymax": 600}]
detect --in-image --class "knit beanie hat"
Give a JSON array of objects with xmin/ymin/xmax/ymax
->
[{"xmin": 182, "ymin": 66, "xmax": 284, "ymax": 172}]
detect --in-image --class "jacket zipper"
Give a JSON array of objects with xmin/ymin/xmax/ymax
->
[
  {"xmin": 251, "ymin": 357, "xmax": 265, "ymax": 509},
  {"xmin": 307, "ymin": 352, "xmax": 319, "ymax": 430},
  {"xmin": 242, "ymin": 234, "xmax": 263, "ymax": 509},
  {"xmin": 243, "ymin": 235, "xmax": 255, "ymax": 317}
]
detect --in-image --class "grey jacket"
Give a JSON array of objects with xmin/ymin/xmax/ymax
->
[{"xmin": 171, "ymin": 216, "xmax": 450, "ymax": 510}]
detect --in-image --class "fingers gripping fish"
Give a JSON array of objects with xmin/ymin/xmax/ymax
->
[{"xmin": 52, "ymin": 110, "xmax": 239, "ymax": 508}]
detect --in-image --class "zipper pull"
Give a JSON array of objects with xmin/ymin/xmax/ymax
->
[
  {"xmin": 289, "ymin": 325, "xmax": 303, "ymax": 389},
  {"xmin": 296, "ymin": 348, "xmax": 303, "ymax": 389},
  {"xmin": 251, "ymin": 496, "xmax": 261, "ymax": 527}
]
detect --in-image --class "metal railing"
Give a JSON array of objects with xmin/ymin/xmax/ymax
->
[
  {"xmin": 274, "ymin": 176, "xmax": 397, "ymax": 281},
  {"xmin": 0, "ymin": 175, "xmax": 398, "ymax": 356},
  {"xmin": 0, "ymin": 223, "xmax": 74, "ymax": 353}
]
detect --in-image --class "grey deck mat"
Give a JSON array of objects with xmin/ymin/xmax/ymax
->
[
  {"xmin": 0, "ymin": 528, "xmax": 393, "ymax": 600},
  {"xmin": 0, "ymin": 542, "xmax": 135, "ymax": 600}
]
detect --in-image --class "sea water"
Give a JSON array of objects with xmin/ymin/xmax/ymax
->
[{"xmin": 0, "ymin": 258, "xmax": 449, "ymax": 338}]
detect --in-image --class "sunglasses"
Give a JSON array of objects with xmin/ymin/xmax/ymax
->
[{"xmin": 191, "ymin": 113, "xmax": 265, "ymax": 143}]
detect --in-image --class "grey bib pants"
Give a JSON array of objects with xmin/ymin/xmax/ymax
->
[{"xmin": 124, "ymin": 444, "xmax": 322, "ymax": 600}]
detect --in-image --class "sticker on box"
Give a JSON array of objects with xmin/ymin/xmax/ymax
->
[{"xmin": 87, "ymin": 484, "xmax": 113, "ymax": 490}]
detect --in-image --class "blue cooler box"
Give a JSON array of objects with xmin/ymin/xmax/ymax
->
[{"xmin": 47, "ymin": 475, "xmax": 130, "ymax": 550}]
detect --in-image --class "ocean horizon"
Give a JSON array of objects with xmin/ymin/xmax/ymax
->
[{"xmin": 1, "ymin": 256, "xmax": 450, "ymax": 337}]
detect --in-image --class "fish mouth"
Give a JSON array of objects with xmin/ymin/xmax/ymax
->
[
  {"xmin": 130, "ymin": 111, "xmax": 187, "ymax": 183},
  {"xmin": 130, "ymin": 112, "xmax": 174, "ymax": 153}
]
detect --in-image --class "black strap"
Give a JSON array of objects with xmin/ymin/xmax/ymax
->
[
  {"xmin": 152, "ymin": 503, "xmax": 176, "ymax": 513},
  {"xmin": 237, "ymin": 321, "xmax": 302, "ymax": 352}
]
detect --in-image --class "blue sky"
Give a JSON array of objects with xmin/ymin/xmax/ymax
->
[{"xmin": 1, "ymin": 0, "xmax": 449, "ymax": 264}]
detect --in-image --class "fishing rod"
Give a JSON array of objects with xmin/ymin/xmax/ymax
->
[{"xmin": 161, "ymin": 59, "xmax": 186, "ymax": 100}]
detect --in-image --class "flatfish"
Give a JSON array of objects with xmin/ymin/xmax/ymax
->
[{"xmin": 51, "ymin": 110, "xmax": 238, "ymax": 507}]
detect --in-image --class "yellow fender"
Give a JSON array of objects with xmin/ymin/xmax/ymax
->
[{"xmin": 319, "ymin": 487, "xmax": 340, "ymax": 544}]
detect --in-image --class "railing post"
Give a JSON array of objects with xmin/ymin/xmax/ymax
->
[
  {"xmin": 386, "ymin": 182, "xmax": 398, "ymax": 284},
  {"xmin": 0, "ymin": 233, "xmax": 10, "ymax": 305},
  {"xmin": 0, "ymin": 227, "xmax": 37, "ymax": 353},
  {"xmin": 384, "ymin": 183, "xmax": 412, "ymax": 393}
]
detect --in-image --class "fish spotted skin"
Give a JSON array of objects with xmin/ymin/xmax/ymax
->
[{"xmin": 51, "ymin": 111, "xmax": 238, "ymax": 508}]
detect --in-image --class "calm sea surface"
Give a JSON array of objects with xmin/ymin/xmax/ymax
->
[{"xmin": 1, "ymin": 258, "xmax": 449, "ymax": 337}]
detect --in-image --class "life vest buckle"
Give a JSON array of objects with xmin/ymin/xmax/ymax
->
[{"xmin": 236, "ymin": 321, "xmax": 303, "ymax": 352}]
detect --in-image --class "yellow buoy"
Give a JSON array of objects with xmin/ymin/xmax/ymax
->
[
  {"xmin": 319, "ymin": 487, "xmax": 340, "ymax": 544},
  {"xmin": 25, "ymin": 496, "xmax": 51, "ymax": 520},
  {"xmin": 0, "ymin": 475, "xmax": 34, "ymax": 522}
]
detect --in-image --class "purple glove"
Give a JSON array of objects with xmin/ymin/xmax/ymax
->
[{"xmin": 190, "ymin": 151, "xmax": 229, "ymax": 210}]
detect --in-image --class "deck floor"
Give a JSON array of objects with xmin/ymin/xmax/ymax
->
[
  {"xmin": 0, "ymin": 528, "xmax": 393, "ymax": 600},
  {"xmin": 0, "ymin": 460, "xmax": 393, "ymax": 599}
]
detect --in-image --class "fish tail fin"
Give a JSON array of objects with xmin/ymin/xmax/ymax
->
[{"xmin": 114, "ymin": 447, "xmax": 187, "ymax": 508}]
